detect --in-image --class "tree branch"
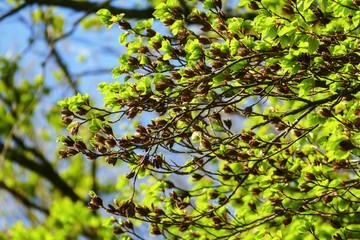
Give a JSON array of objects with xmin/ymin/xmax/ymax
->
[
  {"xmin": 25, "ymin": 0, "xmax": 155, "ymax": 18},
  {"xmin": 0, "ymin": 141, "xmax": 81, "ymax": 202},
  {"xmin": 0, "ymin": 180, "xmax": 49, "ymax": 215},
  {"xmin": 0, "ymin": 2, "xmax": 30, "ymax": 21}
]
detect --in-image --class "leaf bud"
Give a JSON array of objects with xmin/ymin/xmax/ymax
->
[
  {"xmin": 152, "ymin": 40, "xmax": 162, "ymax": 50},
  {"xmin": 85, "ymin": 151, "xmax": 98, "ymax": 160},
  {"xmin": 61, "ymin": 107, "xmax": 73, "ymax": 117},
  {"xmin": 90, "ymin": 196, "xmax": 104, "ymax": 207},
  {"xmin": 101, "ymin": 124, "xmax": 114, "ymax": 135},
  {"xmin": 146, "ymin": 28, "xmax": 156, "ymax": 37},
  {"xmin": 88, "ymin": 202, "xmax": 100, "ymax": 211},
  {"xmin": 248, "ymin": 1, "xmax": 260, "ymax": 10},
  {"xmin": 199, "ymin": 35, "xmax": 212, "ymax": 45},
  {"xmin": 282, "ymin": 217, "xmax": 292, "ymax": 226},
  {"xmin": 282, "ymin": 5, "xmax": 295, "ymax": 14},
  {"xmin": 69, "ymin": 122, "xmax": 81, "ymax": 136},
  {"xmin": 330, "ymin": 219, "xmax": 342, "ymax": 229},
  {"xmin": 124, "ymin": 219, "xmax": 133, "ymax": 229},
  {"xmin": 67, "ymin": 148, "xmax": 79, "ymax": 157},
  {"xmin": 319, "ymin": 108, "xmax": 333, "ymax": 118},
  {"xmin": 299, "ymin": 184, "xmax": 313, "ymax": 192},
  {"xmin": 213, "ymin": 0, "xmax": 222, "ymax": 9},
  {"xmin": 171, "ymin": 71, "xmax": 182, "ymax": 80},
  {"xmin": 155, "ymin": 81, "xmax": 168, "ymax": 92},
  {"xmin": 118, "ymin": 20, "xmax": 131, "ymax": 30},
  {"xmin": 164, "ymin": 18, "xmax": 175, "ymax": 26},
  {"xmin": 304, "ymin": 172, "xmax": 316, "ymax": 182},
  {"xmin": 191, "ymin": 173, "xmax": 203, "ymax": 182},
  {"xmin": 127, "ymin": 56, "xmax": 139, "ymax": 66},
  {"xmin": 201, "ymin": 138, "xmax": 212, "ymax": 150},
  {"xmin": 126, "ymin": 171, "xmax": 135, "ymax": 179},
  {"xmin": 209, "ymin": 190, "xmax": 219, "ymax": 199},
  {"xmin": 75, "ymin": 106, "xmax": 89, "ymax": 115},
  {"xmin": 63, "ymin": 136, "xmax": 75, "ymax": 147},
  {"xmin": 249, "ymin": 140, "xmax": 260, "ymax": 149},
  {"xmin": 339, "ymin": 140, "xmax": 355, "ymax": 152},
  {"xmin": 105, "ymin": 138, "xmax": 117, "ymax": 148},
  {"xmin": 332, "ymin": 232, "xmax": 343, "ymax": 240},
  {"xmin": 189, "ymin": 12, "xmax": 202, "ymax": 23},
  {"xmin": 105, "ymin": 155, "xmax": 117, "ymax": 166},
  {"xmin": 248, "ymin": 201, "xmax": 257, "ymax": 212},
  {"xmin": 112, "ymin": 226, "xmax": 124, "ymax": 235},
  {"xmin": 183, "ymin": 68, "xmax": 195, "ymax": 78},
  {"xmin": 62, "ymin": 116, "xmax": 73, "ymax": 125},
  {"xmin": 322, "ymin": 195, "xmax": 333, "ymax": 204},
  {"xmin": 74, "ymin": 140, "xmax": 87, "ymax": 151}
]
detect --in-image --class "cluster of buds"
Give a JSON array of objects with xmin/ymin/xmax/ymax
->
[
  {"xmin": 61, "ymin": 107, "xmax": 74, "ymax": 125},
  {"xmin": 88, "ymin": 195, "xmax": 104, "ymax": 211}
]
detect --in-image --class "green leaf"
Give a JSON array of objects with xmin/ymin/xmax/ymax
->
[
  {"xmin": 278, "ymin": 25, "xmax": 296, "ymax": 37},
  {"xmin": 96, "ymin": 9, "xmax": 111, "ymax": 17},
  {"xmin": 303, "ymin": 0, "xmax": 314, "ymax": 10},
  {"xmin": 170, "ymin": 20, "xmax": 183, "ymax": 35},
  {"xmin": 308, "ymin": 37, "xmax": 320, "ymax": 54},
  {"xmin": 298, "ymin": 78, "xmax": 314, "ymax": 97},
  {"xmin": 329, "ymin": 179, "xmax": 341, "ymax": 188},
  {"xmin": 203, "ymin": 0, "xmax": 214, "ymax": 9},
  {"xmin": 88, "ymin": 190, "xmax": 97, "ymax": 197},
  {"xmin": 321, "ymin": 0, "xmax": 328, "ymax": 12},
  {"xmin": 102, "ymin": 217, "xmax": 114, "ymax": 227},
  {"xmin": 119, "ymin": 33, "xmax": 128, "ymax": 45}
]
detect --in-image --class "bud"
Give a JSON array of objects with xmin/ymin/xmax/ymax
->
[
  {"xmin": 127, "ymin": 56, "xmax": 139, "ymax": 66},
  {"xmin": 105, "ymin": 155, "xmax": 117, "ymax": 166},
  {"xmin": 322, "ymin": 195, "xmax": 333, "ymax": 204},
  {"xmin": 319, "ymin": 108, "xmax": 333, "ymax": 118},
  {"xmin": 105, "ymin": 138, "xmax": 117, "ymax": 148},
  {"xmin": 330, "ymin": 219, "xmax": 342, "ymax": 229},
  {"xmin": 243, "ymin": 106, "xmax": 253, "ymax": 117},
  {"xmin": 304, "ymin": 172, "xmax": 316, "ymax": 182},
  {"xmin": 170, "ymin": 71, "xmax": 182, "ymax": 80},
  {"xmin": 146, "ymin": 28, "xmax": 156, "ymax": 37},
  {"xmin": 62, "ymin": 116, "xmax": 73, "ymax": 125},
  {"xmin": 209, "ymin": 190, "xmax": 220, "ymax": 199},
  {"xmin": 90, "ymin": 196, "xmax": 104, "ymax": 207},
  {"xmin": 67, "ymin": 148, "xmax": 79, "ymax": 157},
  {"xmin": 152, "ymin": 41, "xmax": 162, "ymax": 50},
  {"xmin": 248, "ymin": 201, "xmax": 257, "ymax": 212},
  {"xmin": 282, "ymin": 217, "xmax": 292, "ymax": 226},
  {"xmin": 201, "ymin": 138, "xmax": 212, "ymax": 150},
  {"xmin": 75, "ymin": 106, "xmax": 89, "ymax": 115},
  {"xmin": 69, "ymin": 122, "xmax": 81, "ymax": 136},
  {"xmin": 61, "ymin": 107, "xmax": 73, "ymax": 117},
  {"xmin": 63, "ymin": 136, "xmax": 75, "ymax": 147},
  {"xmin": 101, "ymin": 124, "xmax": 114, "ymax": 135},
  {"xmin": 112, "ymin": 226, "xmax": 124, "ymax": 235},
  {"xmin": 332, "ymin": 232, "xmax": 343, "ymax": 240},
  {"xmin": 88, "ymin": 202, "xmax": 99, "ymax": 211},
  {"xmin": 85, "ymin": 151, "xmax": 98, "ymax": 160},
  {"xmin": 74, "ymin": 140, "xmax": 87, "ymax": 151},
  {"xmin": 213, "ymin": 0, "xmax": 222, "ymax": 9},
  {"xmin": 339, "ymin": 140, "xmax": 355, "ymax": 152},
  {"xmin": 199, "ymin": 35, "xmax": 212, "ymax": 45},
  {"xmin": 126, "ymin": 171, "xmax": 135, "ymax": 179},
  {"xmin": 248, "ymin": 1, "xmax": 260, "ymax": 10},
  {"xmin": 124, "ymin": 219, "xmax": 133, "ymax": 229},
  {"xmin": 282, "ymin": 5, "xmax": 295, "ymax": 14}
]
